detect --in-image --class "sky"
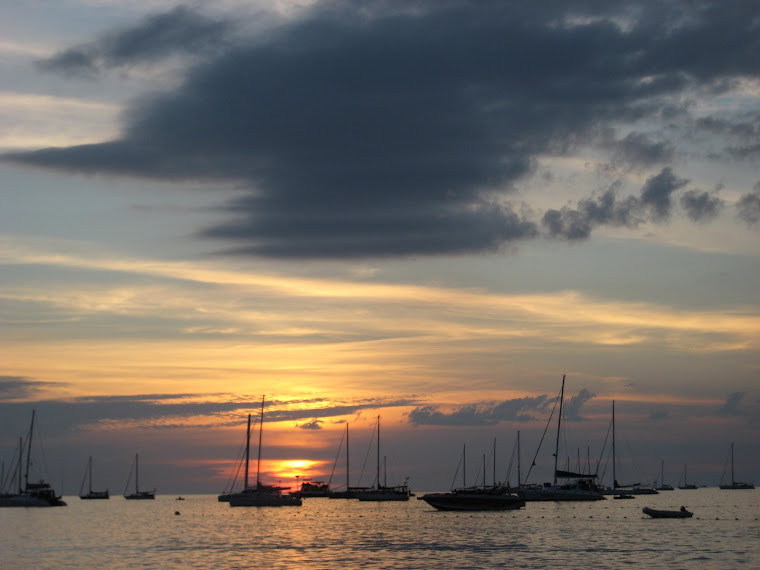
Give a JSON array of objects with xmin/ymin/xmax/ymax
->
[{"xmin": 1, "ymin": 0, "xmax": 758, "ymax": 495}]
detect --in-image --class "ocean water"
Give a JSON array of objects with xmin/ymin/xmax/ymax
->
[{"xmin": 1, "ymin": 489, "xmax": 758, "ymax": 568}]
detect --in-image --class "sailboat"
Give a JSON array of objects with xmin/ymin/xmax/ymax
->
[
  {"xmin": 521, "ymin": 375, "xmax": 605, "ymax": 501},
  {"xmin": 0, "ymin": 411, "xmax": 66, "ymax": 507},
  {"xmin": 420, "ymin": 444, "xmax": 525, "ymax": 511},
  {"xmin": 655, "ymin": 460, "xmax": 674, "ymax": 491},
  {"xmin": 123, "ymin": 454, "xmax": 155, "ymax": 499},
  {"xmin": 602, "ymin": 401, "xmax": 658, "ymax": 496},
  {"xmin": 719, "ymin": 442, "xmax": 755, "ymax": 490},
  {"xmin": 228, "ymin": 397, "xmax": 302, "ymax": 507},
  {"xmin": 79, "ymin": 456, "xmax": 109, "ymax": 499},
  {"xmin": 677, "ymin": 464, "xmax": 698, "ymax": 490},
  {"xmin": 218, "ymin": 415, "xmax": 257, "ymax": 502},
  {"xmin": 356, "ymin": 416, "xmax": 412, "ymax": 501},
  {"xmin": 327, "ymin": 423, "xmax": 369, "ymax": 499}
]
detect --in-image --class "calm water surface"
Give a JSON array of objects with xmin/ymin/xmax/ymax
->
[{"xmin": 1, "ymin": 489, "xmax": 758, "ymax": 568}]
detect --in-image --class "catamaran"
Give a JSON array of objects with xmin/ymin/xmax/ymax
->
[
  {"xmin": 0, "ymin": 411, "xmax": 66, "ymax": 507},
  {"xmin": 521, "ymin": 375, "xmax": 605, "ymax": 501}
]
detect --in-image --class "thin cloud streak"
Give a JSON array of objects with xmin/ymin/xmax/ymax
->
[{"xmin": 3, "ymin": 237, "xmax": 759, "ymax": 356}]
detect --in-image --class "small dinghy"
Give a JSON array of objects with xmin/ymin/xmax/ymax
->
[{"xmin": 642, "ymin": 506, "xmax": 693, "ymax": 518}]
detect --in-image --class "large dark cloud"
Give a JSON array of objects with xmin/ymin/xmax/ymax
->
[{"xmin": 6, "ymin": 1, "xmax": 760, "ymax": 257}]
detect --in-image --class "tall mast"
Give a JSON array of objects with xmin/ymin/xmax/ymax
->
[
  {"xmin": 89, "ymin": 456, "xmax": 93, "ymax": 494},
  {"xmin": 463, "ymin": 444, "xmax": 466, "ymax": 488},
  {"xmin": 135, "ymin": 454, "xmax": 139, "ymax": 494},
  {"xmin": 553, "ymin": 375, "xmax": 565, "ymax": 487},
  {"xmin": 18, "ymin": 437, "xmax": 23, "ymax": 494},
  {"xmin": 493, "ymin": 438, "xmax": 496, "ymax": 486},
  {"xmin": 256, "ymin": 396, "xmax": 265, "ymax": 487},
  {"xmin": 346, "ymin": 423, "xmax": 350, "ymax": 491},
  {"xmin": 517, "ymin": 430, "xmax": 521, "ymax": 488},
  {"xmin": 730, "ymin": 442, "xmax": 735, "ymax": 484},
  {"xmin": 482, "ymin": 454, "xmax": 486, "ymax": 488},
  {"xmin": 244, "ymin": 413, "xmax": 251, "ymax": 489},
  {"xmin": 376, "ymin": 415, "xmax": 381, "ymax": 489},
  {"xmin": 612, "ymin": 400, "xmax": 616, "ymax": 489},
  {"xmin": 25, "ymin": 410, "xmax": 35, "ymax": 491}
]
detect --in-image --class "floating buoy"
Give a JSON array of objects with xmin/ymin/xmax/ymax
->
[{"xmin": 174, "ymin": 511, "xmax": 180, "ymax": 515}]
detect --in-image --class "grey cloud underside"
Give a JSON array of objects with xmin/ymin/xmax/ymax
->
[
  {"xmin": 408, "ymin": 395, "xmax": 553, "ymax": 426},
  {"xmin": 37, "ymin": 6, "xmax": 232, "ymax": 76},
  {"xmin": 8, "ymin": 1, "xmax": 760, "ymax": 257},
  {"xmin": 736, "ymin": 186, "xmax": 760, "ymax": 227},
  {"xmin": 0, "ymin": 392, "xmax": 421, "ymax": 435}
]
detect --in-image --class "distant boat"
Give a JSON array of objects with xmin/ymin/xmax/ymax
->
[
  {"xmin": 420, "ymin": 444, "xmax": 525, "ymax": 511},
  {"xmin": 520, "ymin": 375, "xmax": 605, "ymax": 502},
  {"xmin": 327, "ymin": 423, "xmax": 370, "ymax": 499},
  {"xmin": 0, "ymin": 411, "xmax": 66, "ymax": 507},
  {"xmin": 295, "ymin": 480, "xmax": 331, "ymax": 498},
  {"xmin": 677, "ymin": 464, "xmax": 698, "ymax": 490},
  {"xmin": 123, "ymin": 454, "xmax": 155, "ymax": 500},
  {"xmin": 79, "ymin": 456, "xmax": 109, "ymax": 499},
  {"xmin": 719, "ymin": 442, "xmax": 755, "ymax": 490},
  {"xmin": 356, "ymin": 416, "xmax": 412, "ymax": 502},
  {"xmin": 601, "ymin": 401, "xmax": 658, "ymax": 496},
  {"xmin": 655, "ymin": 460, "xmax": 674, "ymax": 491},
  {"xmin": 642, "ymin": 506, "xmax": 693, "ymax": 519},
  {"xmin": 228, "ymin": 396, "xmax": 302, "ymax": 507}
]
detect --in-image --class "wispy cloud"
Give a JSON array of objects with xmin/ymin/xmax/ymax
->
[
  {"xmin": 408, "ymin": 395, "xmax": 551, "ymax": 426},
  {"xmin": 37, "ymin": 6, "xmax": 233, "ymax": 77}
]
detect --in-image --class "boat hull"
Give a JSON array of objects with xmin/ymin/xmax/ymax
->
[
  {"xmin": 642, "ymin": 506, "xmax": 693, "ymax": 518},
  {"xmin": 124, "ymin": 492, "xmax": 155, "ymax": 500},
  {"xmin": 80, "ymin": 491, "xmax": 110, "ymax": 500},
  {"xmin": 420, "ymin": 492, "xmax": 525, "ymax": 511},
  {"xmin": 356, "ymin": 486, "xmax": 411, "ymax": 501},
  {"xmin": 229, "ymin": 490, "xmax": 302, "ymax": 507},
  {"xmin": 0, "ymin": 491, "xmax": 66, "ymax": 507},
  {"xmin": 521, "ymin": 486, "xmax": 605, "ymax": 502},
  {"xmin": 719, "ymin": 482, "xmax": 755, "ymax": 490}
]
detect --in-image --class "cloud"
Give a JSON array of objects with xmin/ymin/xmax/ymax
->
[
  {"xmin": 0, "ymin": 393, "xmax": 425, "ymax": 441},
  {"xmin": 639, "ymin": 167, "xmax": 690, "ymax": 222},
  {"xmin": 7, "ymin": 1, "xmax": 760, "ymax": 257},
  {"xmin": 0, "ymin": 376, "xmax": 58, "ymax": 401},
  {"xmin": 562, "ymin": 389, "xmax": 596, "ymax": 422},
  {"xmin": 718, "ymin": 392, "xmax": 744, "ymax": 416},
  {"xmin": 408, "ymin": 395, "xmax": 550, "ymax": 426},
  {"xmin": 296, "ymin": 419, "xmax": 323, "ymax": 430},
  {"xmin": 542, "ymin": 168, "xmax": 691, "ymax": 240},
  {"xmin": 610, "ymin": 131, "xmax": 675, "ymax": 168},
  {"xmin": 736, "ymin": 185, "xmax": 760, "ymax": 227},
  {"xmin": 680, "ymin": 189, "xmax": 724, "ymax": 222},
  {"xmin": 36, "ymin": 6, "xmax": 233, "ymax": 77}
]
